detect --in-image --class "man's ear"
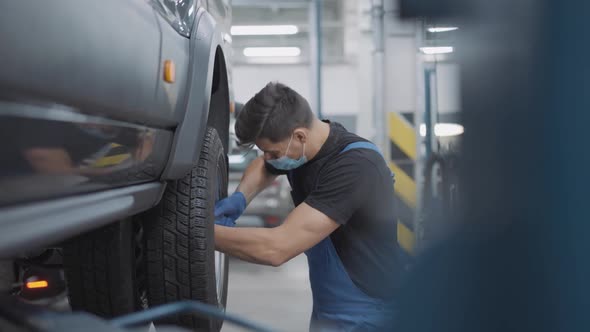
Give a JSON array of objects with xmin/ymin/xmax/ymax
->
[{"xmin": 293, "ymin": 128, "xmax": 307, "ymax": 144}]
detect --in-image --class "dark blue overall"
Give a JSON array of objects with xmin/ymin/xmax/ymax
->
[{"xmin": 292, "ymin": 142, "xmax": 397, "ymax": 331}]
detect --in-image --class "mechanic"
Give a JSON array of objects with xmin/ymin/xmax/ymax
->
[{"xmin": 214, "ymin": 82, "xmax": 400, "ymax": 331}]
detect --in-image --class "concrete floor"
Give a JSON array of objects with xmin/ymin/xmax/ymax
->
[{"xmin": 222, "ymin": 255, "xmax": 312, "ymax": 332}]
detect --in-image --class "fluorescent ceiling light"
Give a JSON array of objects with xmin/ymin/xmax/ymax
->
[
  {"xmin": 420, "ymin": 46, "xmax": 454, "ymax": 55},
  {"xmin": 428, "ymin": 27, "xmax": 459, "ymax": 33},
  {"xmin": 420, "ymin": 123, "xmax": 464, "ymax": 137},
  {"xmin": 231, "ymin": 25, "xmax": 298, "ymax": 36},
  {"xmin": 243, "ymin": 47, "xmax": 301, "ymax": 57},
  {"xmin": 245, "ymin": 57, "xmax": 301, "ymax": 65}
]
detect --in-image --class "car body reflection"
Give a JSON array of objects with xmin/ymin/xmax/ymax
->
[{"xmin": 0, "ymin": 102, "xmax": 172, "ymax": 206}]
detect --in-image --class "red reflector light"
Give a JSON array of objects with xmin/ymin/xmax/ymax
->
[
  {"xmin": 265, "ymin": 216, "xmax": 281, "ymax": 225},
  {"xmin": 26, "ymin": 280, "xmax": 48, "ymax": 289}
]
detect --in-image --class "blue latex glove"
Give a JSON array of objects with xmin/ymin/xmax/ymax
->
[
  {"xmin": 214, "ymin": 192, "xmax": 247, "ymax": 227},
  {"xmin": 215, "ymin": 216, "xmax": 237, "ymax": 227}
]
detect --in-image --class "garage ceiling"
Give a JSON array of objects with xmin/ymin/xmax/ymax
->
[{"xmin": 231, "ymin": 0, "xmax": 345, "ymax": 64}]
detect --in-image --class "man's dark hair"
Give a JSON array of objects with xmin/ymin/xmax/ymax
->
[{"xmin": 235, "ymin": 82, "xmax": 314, "ymax": 146}]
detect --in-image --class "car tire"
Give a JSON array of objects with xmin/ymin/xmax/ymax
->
[
  {"xmin": 142, "ymin": 126, "xmax": 229, "ymax": 331},
  {"xmin": 63, "ymin": 218, "xmax": 148, "ymax": 316},
  {"xmin": 63, "ymin": 127, "xmax": 229, "ymax": 331}
]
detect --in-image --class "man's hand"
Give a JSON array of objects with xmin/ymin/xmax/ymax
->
[{"xmin": 214, "ymin": 192, "xmax": 247, "ymax": 227}]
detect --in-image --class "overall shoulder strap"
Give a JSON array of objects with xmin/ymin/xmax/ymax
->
[
  {"xmin": 340, "ymin": 141, "xmax": 383, "ymax": 156},
  {"xmin": 339, "ymin": 141, "xmax": 394, "ymax": 179}
]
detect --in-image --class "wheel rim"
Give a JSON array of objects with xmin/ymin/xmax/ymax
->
[
  {"xmin": 214, "ymin": 250, "xmax": 226, "ymax": 307},
  {"xmin": 214, "ymin": 159, "xmax": 227, "ymax": 309}
]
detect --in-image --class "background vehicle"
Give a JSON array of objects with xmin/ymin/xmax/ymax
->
[{"xmin": 0, "ymin": 1, "xmax": 233, "ymax": 331}]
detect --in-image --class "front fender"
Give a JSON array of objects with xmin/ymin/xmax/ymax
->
[{"xmin": 161, "ymin": 9, "xmax": 221, "ymax": 180}]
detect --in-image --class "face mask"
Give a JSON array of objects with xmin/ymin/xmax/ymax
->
[{"xmin": 267, "ymin": 134, "xmax": 307, "ymax": 171}]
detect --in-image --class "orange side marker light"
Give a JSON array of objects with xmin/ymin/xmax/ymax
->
[
  {"xmin": 164, "ymin": 60, "xmax": 175, "ymax": 83},
  {"xmin": 26, "ymin": 280, "xmax": 49, "ymax": 289}
]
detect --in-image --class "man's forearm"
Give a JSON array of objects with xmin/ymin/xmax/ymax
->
[
  {"xmin": 214, "ymin": 225, "xmax": 285, "ymax": 266},
  {"xmin": 236, "ymin": 157, "xmax": 277, "ymax": 204}
]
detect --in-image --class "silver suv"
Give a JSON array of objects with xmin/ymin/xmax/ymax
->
[{"xmin": 0, "ymin": 1, "xmax": 233, "ymax": 331}]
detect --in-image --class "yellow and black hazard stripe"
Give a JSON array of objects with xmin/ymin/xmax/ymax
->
[{"xmin": 388, "ymin": 112, "xmax": 417, "ymax": 255}]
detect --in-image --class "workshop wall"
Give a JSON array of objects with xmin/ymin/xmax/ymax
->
[{"xmin": 233, "ymin": 63, "xmax": 360, "ymax": 124}]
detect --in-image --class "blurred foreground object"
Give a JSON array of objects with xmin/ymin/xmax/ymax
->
[{"xmin": 395, "ymin": 0, "xmax": 590, "ymax": 331}]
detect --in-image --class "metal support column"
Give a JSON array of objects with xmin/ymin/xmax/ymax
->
[
  {"xmin": 423, "ymin": 67, "xmax": 437, "ymax": 158},
  {"xmin": 371, "ymin": 0, "xmax": 386, "ymax": 154},
  {"xmin": 309, "ymin": 0, "xmax": 323, "ymax": 119},
  {"xmin": 417, "ymin": 65, "xmax": 439, "ymax": 248},
  {"xmin": 413, "ymin": 20, "xmax": 426, "ymax": 249}
]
